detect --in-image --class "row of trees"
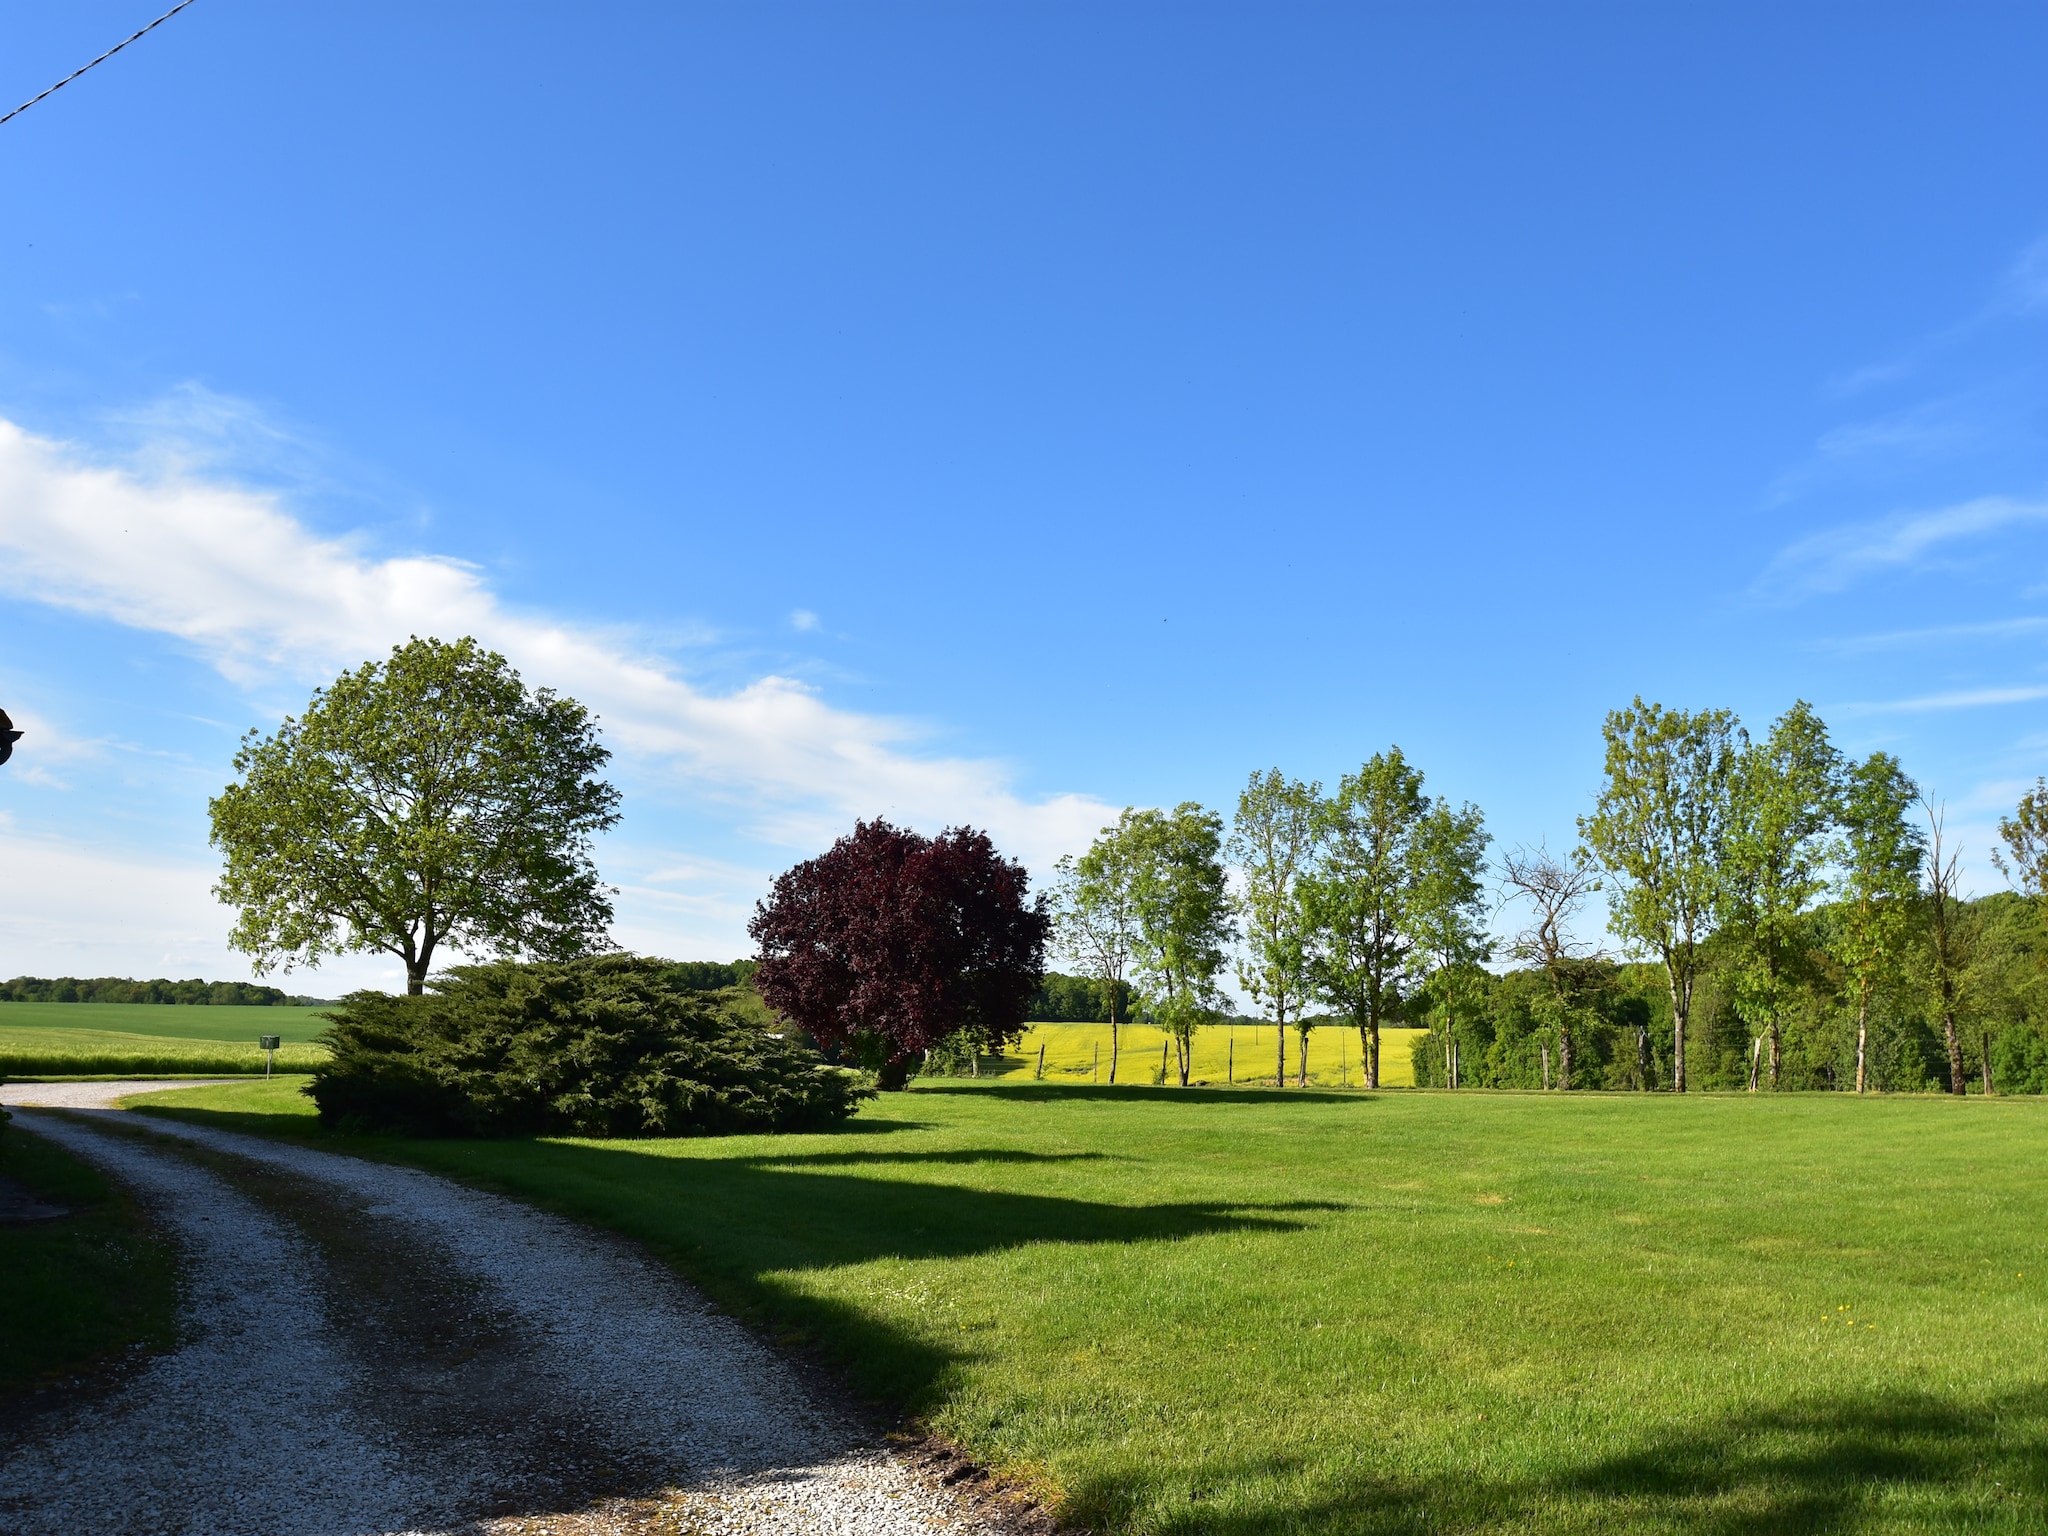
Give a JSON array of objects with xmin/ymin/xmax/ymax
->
[
  {"xmin": 0, "ymin": 975, "xmax": 303, "ymax": 1006},
  {"xmin": 1052, "ymin": 751, "xmax": 1490, "ymax": 1088},
  {"xmin": 1050, "ymin": 699, "xmax": 2048, "ymax": 1094}
]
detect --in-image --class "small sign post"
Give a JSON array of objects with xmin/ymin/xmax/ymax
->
[{"xmin": 259, "ymin": 1034, "xmax": 281, "ymax": 1079}]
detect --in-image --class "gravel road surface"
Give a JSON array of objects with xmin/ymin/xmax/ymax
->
[{"xmin": 0, "ymin": 1083, "xmax": 1016, "ymax": 1536}]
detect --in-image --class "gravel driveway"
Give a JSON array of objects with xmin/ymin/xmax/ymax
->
[{"xmin": 0, "ymin": 1083, "xmax": 1018, "ymax": 1536}]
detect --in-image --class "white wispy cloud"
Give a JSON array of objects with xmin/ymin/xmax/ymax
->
[
  {"xmin": 0, "ymin": 414, "xmax": 1117, "ymax": 875},
  {"xmin": 1755, "ymin": 492, "xmax": 2048, "ymax": 597},
  {"xmin": 1833, "ymin": 685, "xmax": 2048, "ymax": 717},
  {"xmin": 1764, "ymin": 398, "xmax": 1985, "ymax": 506},
  {"xmin": 1818, "ymin": 615, "xmax": 2048, "ymax": 656}
]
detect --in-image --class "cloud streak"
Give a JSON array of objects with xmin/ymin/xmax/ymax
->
[
  {"xmin": 1755, "ymin": 493, "xmax": 2048, "ymax": 598},
  {"xmin": 0, "ymin": 415, "xmax": 1116, "ymax": 874}
]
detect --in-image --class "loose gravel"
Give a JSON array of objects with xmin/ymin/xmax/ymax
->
[{"xmin": 0, "ymin": 1084, "xmax": 1016, "ymax": 1536}]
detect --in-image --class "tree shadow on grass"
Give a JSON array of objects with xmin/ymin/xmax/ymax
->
[{"xmin": 1085, "ymin": 1384, "xmax": 2048, "ymax": 1534}]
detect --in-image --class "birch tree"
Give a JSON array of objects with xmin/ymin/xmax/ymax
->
[
  {"xmin": 1303, "ymin": 749, "xmax": 1427, "ymax": 1090},
  {"xmin": 1922, "ymin": 801, "xmax": 1971, "ymax": 1095},
  {"xmin": 1832, "ymin": 752, "xmax": 1922, "ymax": 1093},
  {"xmin": 1409, "ymin": 800, "xmax": 1493, "ymax": 1088},
  {"xmin": 1126, "ymin": 804, "xmax": 1234, "ymax": 1086},
  {"xmin": 1228, "ymin": 769, "xmax": 1323, "ymax": 1087},
  {"xmin": 1579, "ymin": 699, "xmax": 1738, "ymax": 1092},
  {"xmin": 1053, "ymin": 834, "xmax": 1142, "ymax": 1085}
]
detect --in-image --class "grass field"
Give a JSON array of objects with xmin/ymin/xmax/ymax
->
[
  {"xmin": 133, "ymin": 1077, "xmax": 2048, "ymax": 1533},
  {"xmin": 1002, "ymin": 1022, "xmax": 1425, "ymax": 1087},
  {"xmin": 0, "ymin": 1127, "xmax": 179, "ymax": 1396},
  {"xmin": 0, "ymin": 1002, "xmax": 332, "ymax": 1076}
]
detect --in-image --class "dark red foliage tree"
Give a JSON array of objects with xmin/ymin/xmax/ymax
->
[{"xmin": 749, "ymin": 819, "xmax": 1050, "ymax": 1089}]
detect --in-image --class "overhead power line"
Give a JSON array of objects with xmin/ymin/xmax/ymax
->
[{"xmin": 1, "ymin": 0, "xmax": 202, "ymax": 128}]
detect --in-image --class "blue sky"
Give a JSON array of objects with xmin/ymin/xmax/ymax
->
[{"xmin": 0, "ymin": 2, "xmax": 2043, "ymax": 991}]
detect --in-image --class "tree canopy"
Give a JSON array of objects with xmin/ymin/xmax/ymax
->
[
  {"xmin": 749, "ymin": 819, "xmax": 1049, "ymax": 1088},
  {"xmin": 209, "ymin": 636, "xmax": 621, "ymax": 995}
]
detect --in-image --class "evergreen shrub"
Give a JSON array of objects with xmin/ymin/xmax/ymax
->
[{"xmin": 309, "ymin": 955, "xmax": 871, "ymax": 1137}]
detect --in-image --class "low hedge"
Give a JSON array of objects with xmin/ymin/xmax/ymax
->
[{"xmin": 308, "ymin": 956, "xmax": 871, "ymax": 1137}]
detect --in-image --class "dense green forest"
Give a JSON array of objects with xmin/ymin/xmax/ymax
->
[{"xmin": 1408, "ymin": 890, "xmax": 2048, "ymax": 1093}]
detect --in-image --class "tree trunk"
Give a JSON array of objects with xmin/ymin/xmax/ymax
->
[
  {"xmin": 876, "ymin": 1054, "xmax": 913, "ymax": 1091},
  {"xmin": 1982, "ymin": 1031, "xmax": 1995, "ymax": 1096},
  {"xmin": 1364, "ymin": 1021, "xmax": 1380, "ymax": 1090},
  {"xmin": 1108, "ymin": 1004, "xmax": 1120, "ymax": 1084},
  {"xmin": 1747, "ymin": 1035, "xmax": 1760, "ymax": 1092},
  {"xmin": 1944, "ymin": 1010, "xmax": 1965, "ymax": 1095},
  {"xmin": 1452, "ymin": 1037, "xmax": 1460, "ymax": 1089},
  {"xmin": 1228, "ymin": 1036, "xmax": 1234, "ymax": 1084},
  {"xmin": 1277, "ymin": 1018, "xmax": 1286, "ymax": 1087},
  {"xmin": 1297, "ymin": 1027, "xmax": 1308, "ymax": 1087},
  {"xmin": 1854, "ymin": 990, "xmax": 1869, "ymax": 1094},
  {"xmin": 1541, "ymin": 1041, "xmax": 1551, "ymax": 1091},
  {"xmin": 1036, "ymin": 1042, "xmax": 1046, "ymax": 1079},
  {"xmin": 1671, "ymin": 985, "xmax": 1688, "ymax": 1094},
  {"xmin": 1177, "ymin": 1035, "xmax": 1190, "ymax": 1087},
  {"xmin": 1637, "ymin": 1029, "xmax": 1648, "ymax": 1090},
  {"xmin": 1767, "ymin": 1020, "xmax": 1782, "ymax": 1089}
]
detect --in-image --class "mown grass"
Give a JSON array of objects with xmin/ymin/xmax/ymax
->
[
  {"xmin": 1005, "ymin": 1022, "xmax": 1425, "ymax": 1087},
  {"xmin": 137, "ymin": 1078, "xmax": 2048, "ymax": 1534},
  {"xmin": 0, "ymin": 1124, "xmax": 180, "ymax": 1397},
  {"xmin": 0, "ymin": 1002, "xmax": 332, "ymax": 1077}
]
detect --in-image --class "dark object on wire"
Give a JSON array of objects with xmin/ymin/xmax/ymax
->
[
  {"xmin": 0, "ymin": 709, "xmax": 20, "ymax": 766},
  {"xmin": 0, "ymin": 0, "xmax": 202, "ymax": 129}
]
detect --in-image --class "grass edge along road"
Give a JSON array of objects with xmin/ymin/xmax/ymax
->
[
  {"xmin": 131, "ymin": 1078, "xmax": 2048, "ymax": 1535},
  {"xmin": 0, "ymin": 1125, "xmax": 180, "ymax": 1397}
]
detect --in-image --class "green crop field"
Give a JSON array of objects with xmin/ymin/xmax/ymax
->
[
  {"xmin": 0, "ymin": 1002, "xmax": 332, "ymax": 1076},
  {"xmin": 1004, "ymin": 1022, "xmax": 1425, "ymax": 1087},
  {"xmin": 134, "ymin": 1077, "xmax": 2048, "ymax": 1533}
]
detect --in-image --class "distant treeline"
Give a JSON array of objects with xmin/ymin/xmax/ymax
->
[
  {"xmin": 1030, "ymin": 972, "xmax": 1140, "ymax": 1022},
  {"xmin": 1, "ymin": 976, "xmax": 319, "ymax": 1006},
  {"xmin": 661, "ymin": 959, "xmax": 759, "ymax": 992}
]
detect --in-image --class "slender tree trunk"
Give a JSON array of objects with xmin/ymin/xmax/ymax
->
[
  {"xmin": 1452, "ymin": 1038, "xmax": 1460, "ymax": 1089},
  {"xmin": 1854, "ymin": 988, "xmax": 1869, "ymax": 1094},
  {"xmin": 1228, "ymin": 1036, "xmax": 1234, "ymax": 1084},
  {"xmin": 1277, "ymin": 1016, "xmax": 1286, "ymax": 1087},
  {"xmin": 1297, "ymin": 1027, "xmax": 1308, "ymax": 1087},
  {"xmin": 1943, "ymin": 1010, "xmax": 1965, "ymax": 1095},
  {"xmin": 1747, "ymin": 1036, "xmax": 1761, "ymax": 1092},
  {"xmin": 1767, "ymin": 1020, "xmax": 1782, "ymax": 1089},
  {"xmin": 1637, "ymin": 1029, "xmax": 1648, "ymax": 1090},
  {"xmin": 1177, "ymin": 1034, "xmax": 1190, "ymax": 1087},
  {"xmin": 1670, "ymin": 972, "xmax": 1688, "ymax": 1093},
  {"xmin": 1108, "ymin": 995, "xmax": 1120, "ymax": 1084},
  {"xmin": 1541, "ymin": 1041, "xmax": 1551, "ymax": 1090},
  {"xmin": 1364, "ymin": 1019, "xmax": 1380, "ymax": 1090}
]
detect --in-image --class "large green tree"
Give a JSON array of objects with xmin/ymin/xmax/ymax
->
[
  {"xmin": 1579, "ymin": 699, "xmax": 1738, "ymax": 1092},
  {"xmin": 1228, "ymin": 769, "xmax": 1323, "ymax": 1087},
  {"xmin": 210, "ymin": 637, "xmax": 621, "ymax": 994},
  {"xmin": 1720, "ymin": 701, "xmax": 1840, "ymax": 1089},
  {"xmin": 1125, "ymin": 803, "xmax": 1235, "ymax": 1086},
  {"xmin": 1832, "ymin": 752, "xmax": 1923, "ymax": 1093},
  {"xmin": 1303, "ymin": 749, "xmax": 1428, "ymax": 1090}
]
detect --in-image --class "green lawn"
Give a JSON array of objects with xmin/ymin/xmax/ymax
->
[
  {"xmin": 134, "ymin": 1079, "xmax": 2048, "ymax": 1533},
  {"xmin": 0, "ymin": 1002, "xmax": 332, "ymax": 1076},
  {"xmin": 0, "ymin": 1125, "xmax": 179, "ymax": 1396}
]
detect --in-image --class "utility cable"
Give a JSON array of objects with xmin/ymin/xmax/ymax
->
[{"xmin": 1, "ymin": 0, "xmax": 201, "ymax": 128}]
